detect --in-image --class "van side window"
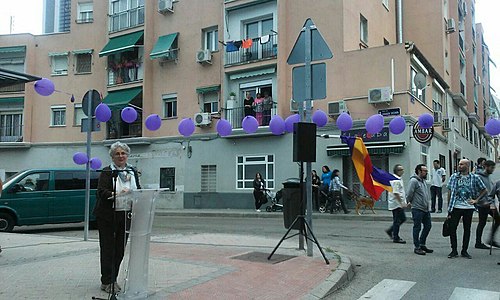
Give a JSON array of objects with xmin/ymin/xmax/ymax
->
[
  {"xmin": 55, "ymin": 171, "xmax": 99, "ymax": 190},
  {"xmin": 19, "ymin": 172, "xmax": 50, "ymax": 192}
]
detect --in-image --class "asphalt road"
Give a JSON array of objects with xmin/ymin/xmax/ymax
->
[{"xmin": 14, "ymin": 215, "xmax": 500, "ymax": 300}]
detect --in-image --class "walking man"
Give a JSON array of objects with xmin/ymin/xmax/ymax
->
[
  {"xmin": 446, "ymin": 159, "xmax": 487, "ymax": 259},
  {"xmin": 406, "ymin": 164, "xmax": 433, "ymax": 255},
  {"xmin": 474, "ymin": 160, "xmax": 499, "ymax": 249},
  {"xmin": 386, "ymin": 164, "xmax": 407, "ymax": 244},
  {"xmin": 430, "ymin": 160, "xmax": 446, "ymax": 213}
]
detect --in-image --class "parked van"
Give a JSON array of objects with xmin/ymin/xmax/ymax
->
[{"xmin": 0, "ymin": 169, "xmax": 99, "ymax": 232}]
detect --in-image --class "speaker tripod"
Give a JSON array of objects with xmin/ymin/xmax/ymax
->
[{"xmin": 268, "ymin": 214, "xmax": 329, "ymax": 264}]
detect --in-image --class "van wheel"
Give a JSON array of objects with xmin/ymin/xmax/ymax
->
[{"xmin": 0, "ymin": 212, "xmax": 15, "ymax": 232}]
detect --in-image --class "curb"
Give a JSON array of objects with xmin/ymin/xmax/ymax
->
[{"xmin": 305, "ymin": 252, "xmax": 354, "ymax": 299}]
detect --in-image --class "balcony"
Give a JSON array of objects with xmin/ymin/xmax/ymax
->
[
  {"xmin": 1, "ymin": 124, "xmax": 23, "ymax": 142},
  {"xmin": 107, "ymin": 119, "xmax": 142, "ymax": 140},
  {"xmin": 223, "ymin": 106, "xmax": 277, "ymax": 129},
  {"xmin": 225, "ymin": 35, "xmax": 277, "ymax": 66},
  {"xmin": 109, "ymin": 6, "xmax": 144, "ymax": 33},
  {"xmin": 108, "ymin": 66, "xmax": 142, "ymax": 85}
]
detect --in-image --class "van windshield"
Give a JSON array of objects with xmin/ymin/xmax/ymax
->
[{"xmin": 4, "ymin": 171, "xmax": 26, "ymax": 186}]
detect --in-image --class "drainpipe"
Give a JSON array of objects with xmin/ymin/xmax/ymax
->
[{"xmin": 396, "ymin": 0, "xmax": 403, "ymax": 43}]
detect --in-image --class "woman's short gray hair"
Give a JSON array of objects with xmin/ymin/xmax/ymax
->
[{"xmin": 109, "ymin": 141, "xmax": 131, "ymax": 157}]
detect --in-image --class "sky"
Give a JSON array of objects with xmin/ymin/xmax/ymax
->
[{"xmin": 0, "ymin": 0, "xmax": 498, "ymax": 96}]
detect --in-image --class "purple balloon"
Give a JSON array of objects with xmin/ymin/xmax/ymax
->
[
  {"xmin": 145, "ymin": 114, "xmax": 162, "ymax": 131},
  {"xmin": 485, "ymin": 119, "xmax": 500, "ymax": 136},
  {"xmin": 285, "ymin": 114, "xmax": 300, "ymax": 133},
  {"xmin": 312, "ymin": 110, "xmax": 328, "ymax": 127},
  {"xmin": 366, "ymin": 114, "xmax": 384, "ymax": 134},
  {"xmin": 178, "ymin": 118, "xmax": 195, "ymax": 136},
  {"xmin": 216, "ymin": 119, "xmax": 232, "ymax": 137},
  {"xmin": 72, "ymin": 152, "xmax": 88, "ymax": 165},
  {"xmin": 242, "ymin": 116, "xmax": 259, "ymax": 133},
  {"xmin": 95, "ymin": 103, "xmax": 112, "ymax": 122},
  {"xmin": 418, "ymin": 113, "xmax": 434, "ymax": 129},
  {"xmin": 34, "ymin": 78, "xmax": 55, "ymax": 96},
  {"xmin": 121, "ymin": 107, "xmax": 138, "ymax": 123},
  {"xmin": 89, "ymin": 157, "xmax": 102, "ymax": 170},
  {"xmin": 269, "ymin": 115, "xmax": 285, "ymax": 135},
  {"xmin": 336, "ymin": 112, "xmax": 353, "ymax": 131},
  {"xmin": 389, "ymin": 116, "xmax": 406, "ymax": 134}
]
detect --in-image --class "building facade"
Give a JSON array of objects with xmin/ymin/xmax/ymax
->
[{"xmin": 0, "ymin": 0, "xmax": 497, "ymax": 209}]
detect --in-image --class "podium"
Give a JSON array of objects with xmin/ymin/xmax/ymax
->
[{"xmin": 116, "ymin": 189, "xmax": 163, "ymax": 300}]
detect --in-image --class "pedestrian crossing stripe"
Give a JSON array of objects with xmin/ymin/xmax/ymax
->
[
  {"xmin": 358, "ymin": 279, "xmax": 416, "ymax": 300},
  {"xmin": 448, "ymin": 287, "xmax": 500, "ymax": 300}
]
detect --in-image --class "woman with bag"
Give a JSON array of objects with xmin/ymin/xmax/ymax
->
[{"xmin": 253, "ymin": 172, "xmax": 266, "ymax": 212}]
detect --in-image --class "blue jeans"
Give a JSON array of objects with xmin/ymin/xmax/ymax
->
[
  {"xmin": 389, "ymin": 208, "xmax": 407, "ymax": 240},
  {"xmin": 411, "ymin": 209, "xmax": 432, "ymax": 249}
]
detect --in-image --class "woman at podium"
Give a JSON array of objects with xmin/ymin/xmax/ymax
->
[{"xmin": 93, "ymin": 141, "xmax": 141, "ymax": 293}]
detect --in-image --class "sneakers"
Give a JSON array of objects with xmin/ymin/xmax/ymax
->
[
  {"xmin": 420, "ymin": 246, "xmax": 434, "ymax": 253},
  {"xmin": 475, "ymin": 243, "xmax": 490, "ymax": 249},
  {"xmin": 437, "ymin": 209, "xmax": 442, "ymax": 213},
  {"xmin": 447, "ymin": 250, "xmax": 458, "ymax": 258},
  {"xmin": 256, "ymin": 209, "xmax": 261, "ymax": 212},
  {"xmin": 414, "ymin": 248, "xmax": 426, "ymax": 255},
  {"xmin": 393, "ymin": 239, "xmax": 406, "ymax": 244},
  {"xmin": 100, "ymin": 282, "xmax": 121, "ymax": 293},
  {"xmin": 461, "ymin": 251, "xmax": 472, "ymax": 259}
]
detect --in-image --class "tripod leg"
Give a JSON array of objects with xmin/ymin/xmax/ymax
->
[
  {"xmin": 268, "ymin": 217, "xmax": 300, "ymax": 260},
  {"xmin": 303, "ymin": 219, "xmax": 330, "ymax": 265}
]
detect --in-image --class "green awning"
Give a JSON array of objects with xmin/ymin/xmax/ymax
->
[
  {"xmin": 327, "ymin": 142, "xmax": 405, "ymax": 157},
  {"xmin": 102, "ymin": 87, "xmax": 142, "ymax": 110},
  {"xmin": 48, "ymin": 51, "xmax": 69, "ymax": 56},
  {"xmin": 0, "ymin": 46, "xmax": 26, "ymax": 54},
  {"xmin": 196, "ymin": 85, "xmax": 220, "ymax": 94},
  {"xmin": 0, "ymin": 68, "xmax": 41, "ymax": 88},
  {"xmin": 72, "ymin": 49, "xmax": 93, "ymax": 55},
  {"xmin": 99, "ymin": 31, "xmax": 144, "ymax": 57},
  {"xmin": 229, "ymin": 67, "xmax": 275, "ymax": 80},
  {"xmin": 150, "ymin": 33, "xmax": 179, "ymax": 59},
  {"xmin": 0, "ymin": 97, "xmax": 24, "ymax": 104}
]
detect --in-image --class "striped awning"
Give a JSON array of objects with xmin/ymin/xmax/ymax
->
[
  {"xmin": 229, "ymin": 67, "xmax": 275, "ymax": 80},
  {"xmin": 327, "ymin": 141, "xmax": 406, "ymax": 157}
]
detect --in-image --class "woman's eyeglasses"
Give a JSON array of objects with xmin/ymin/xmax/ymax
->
[{"xmin": 114, "ymin": 152, "xmax": 128, "ymax": 157}]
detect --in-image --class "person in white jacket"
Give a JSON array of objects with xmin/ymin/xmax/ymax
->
[{"xmin": 385, "ymin": 164, "xmax": 407, "ymax": 244}]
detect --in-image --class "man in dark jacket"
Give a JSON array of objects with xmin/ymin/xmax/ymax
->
[{"xmin": 474, "ymin": 160, "xmax": 499, "ymax": 249}]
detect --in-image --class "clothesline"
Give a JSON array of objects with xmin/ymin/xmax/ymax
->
[{"xmin": 218, "ymin": 34, "xmax": 275, "ymax": 52}]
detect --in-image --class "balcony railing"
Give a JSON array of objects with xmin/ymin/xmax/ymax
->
[
  {"xmin": 0, "ymin": 124, "xmax": 23, "ymax": 142},
  {"xmin": 0, "ymin": 83, "xmax": 25, "ymax": 93},
  {"xmin": 225, "ymin": 35, "xmax": 277, "ymax": 66},
  {"xmin": 107, "ymin": 120, "xmax": 142, "ymax": 139},
  {"xmin": 109, "ymin": 6, "xmax": 144, "ymax": 32},
  {"xmin": 107, "ymin": 66, "xmax": 142, "ymax": 86},
  {"xmin": 224, "ymin": 106, "xmax": 277, "ymax": 129}
]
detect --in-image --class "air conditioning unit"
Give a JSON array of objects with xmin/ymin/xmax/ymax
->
[
  {"xmin": 196, "ymin": 49, "xmax": 212, "ymax": 64},
  {"xmin": 368, "ymin": 87, "xmax": 392, "ymax": 104},
  {"xmin": 158, "ymin": 0, "xmax": 173, "ymax": 14},
  {"xmin": 433, "ymin": 111, "xmax": 443, "ymax": 124},
  {"xmin": 194, "ymin": 112, "xmax": 211, "ymax": 126},
  {"xmin": 446, "ymin": 18, "xmax": 456, "ymax": 33},
  {"xmin": 328, "ymin": 100, "xmax": 347, "ymax": 116},
  {"xmin": 442, "ymin": 118, "xmax": 451, "ymax": 131}
]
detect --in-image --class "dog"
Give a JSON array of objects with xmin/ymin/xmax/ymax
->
[{"xmin": 347, "ymin": 190, "xmax": 376, "ymax": 215}]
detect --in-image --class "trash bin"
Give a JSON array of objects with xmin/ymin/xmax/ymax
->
[{"xmin": 282, "ymin": 178, "xmax": 304, "ymax": 230}]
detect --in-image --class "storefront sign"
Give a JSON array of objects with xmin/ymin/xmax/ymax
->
[
  {"xmin": 412, "ymin": 123, "xmax": 434, "ymax": 144},
  {"xmin": 341, "ymin": 128, "xmax": 390, "ymax": 142}
]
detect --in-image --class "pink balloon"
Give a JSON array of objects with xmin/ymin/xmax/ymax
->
[
  {"xmin": 269, "ymin": 115, "xmax": 285, "ymax": 135},
  {"xmin": 312, "ymin": 110, "xmax": 328, "ymax": 127},
  {"xmin": 365, "ymin": 114, "xmax": 384, "ymax": 134},
  {"xmin": 285, "ymin": 114, "xmax": 300, "ymax": 133},
  {"xmin": 216, "ymin": 119, "xmax": 232, "ymax": 136},
  {"xmin": 121, "ymin": 107, "xmax": 138, "ymax": 123},
  {"xmin": 336, "ymin": 112, "xmax": 353, "ymax": 131},
  {"xmin": 34, "ymin": 78, "xmax": 55, "ymax": 96},
  {"xmin": 89, "ymin": 157, "xmax": 102, "ymax": 170},
  {"xmin": 72, "ymin": 152, "xmax": 88, "ymax": 165},
  {"xmin": 242, "ymin": 116, "xmax": 259, "ymax": 133},
  {"xmin": 178, "ymin": 118, "xmax": 195, "ymax": 136},
  {"xmin": 95, "ymin": 103, "xmax": 112, "ymax": 122},
  {"xmin": 145, "ymin": 114, "xmax": 162, "ymax": 131}
]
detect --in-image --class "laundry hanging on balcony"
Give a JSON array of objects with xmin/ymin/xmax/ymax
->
[
  {"xmin": 260, "ymin": 35, "xmax": 270, "ymax": 44},
  {"xmin": 241, "ymin": 39, "xmax": 253, "ymax": 49}
]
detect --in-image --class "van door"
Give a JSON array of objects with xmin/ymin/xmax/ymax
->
[
  {"xmin": 9, "ymin": 171, "xmax": 52, "ymax": 225},
  {"xmin": 51, "ymin": 171, "xmax": 98, "ymax": 222}
]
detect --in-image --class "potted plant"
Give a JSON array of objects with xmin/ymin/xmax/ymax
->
[{"xmin": 229, "ymin": 92, "xmax": 236, "ymax": 100}]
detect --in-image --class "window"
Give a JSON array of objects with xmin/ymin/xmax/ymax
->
[
  {"xmin": 54, "ymin": 171, "xmax": 98, "ymax": 190},
  {"xmin": 160, "ymin": 167, "xmax": 175, "ymax": 191},
  {"xmin": 50, "ymin": 54, "xmax": 68, "ymax": 75},
  {"xmin": 109, "ymin": 0, "xmax": 145, "ymax": 32},
  {"xmin": 432, "ymin": 85, "xmax": 443, "ymax": 113},
  {"xmin": 0, "ymin": 113, "xmax": 22, "ymax": 142},
  {"xmin": 245, "ymin": 18, "xmax": 273, "ymax": 39},
  {"xmin": 420, "ymin": 145, "xmax": 428, "ymax": 165},
  {"xmin": 74, "ymin": 104, "xmax": 85, "ymax": 126},
  {"xmin": 202, "ymin": 91, "xmax": 219, "ymax": 114},
  {"xmin": 77, "ymin": 2, "xmax": 93, "ymax": 23},
  {"xmin": 203, "ymin": 27, "xmax": 218, "ymax": 52},
  {"xmin": 201, "ymin": 165, "xmax": 216, "ymax": 192},
  {"xmin": 163, "ymin": 93, "xmax": 177, "ymax": 118},
  {"xmin": 75, "ymin": 53, "xmax": 92, "ymax": 74},
  {"xmin": 360, "ymin": 14, "xmax": 368, "ymax": 44},
  {"xmin": 51, "ymin": 106, "xmax": 66, "ymax": 126},
  {"xmin": 237, "ymin": 154, "xmax": 274, "ymax": 189},
  {"xmin": 19, "ymin": 172, "xmax": 50, "ymax": 192}
]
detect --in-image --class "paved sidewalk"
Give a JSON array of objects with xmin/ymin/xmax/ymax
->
[{"xmin": 0, "ymin": 230, "xmax": 352, "ymax": 299}]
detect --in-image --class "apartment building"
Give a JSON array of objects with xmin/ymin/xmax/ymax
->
[{"xmin": 0, "ymin": 0, "xmax": 497, "ymax": 209}]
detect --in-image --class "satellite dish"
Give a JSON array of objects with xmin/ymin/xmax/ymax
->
[{"xmin": 414, "ymin": 73, "xmax": 427, "ymax": 90}]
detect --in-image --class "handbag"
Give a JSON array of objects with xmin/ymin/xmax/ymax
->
[
  {"xmin": 442, "ymin": 219, "xmax": 451, "ymax": 237},
  {"xmin": 260, "ymin": 191, "xmax": 268, "ymax": 204}
]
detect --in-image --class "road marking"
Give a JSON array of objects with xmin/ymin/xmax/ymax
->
[
  {"xmin": 448, "ymin": 287, "xmax": 500, "ymax": 300},
  {"xmin": 358, "ymin": 279, "xmax": 416, "ymax": 300}
]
